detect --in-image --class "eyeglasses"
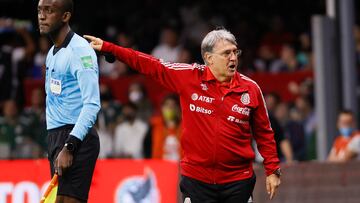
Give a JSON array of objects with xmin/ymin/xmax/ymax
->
[
  {"xmin": 212, "ymin": 49, "xmax": 242, "ymax": 58},
  {"xmin": 38, "ymin": 7, "xmax": 55, "ymax": 15}
]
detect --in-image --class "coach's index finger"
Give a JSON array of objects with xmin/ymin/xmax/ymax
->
[
  {"xmin": 83, "ymin": 35, "xmax": 96, "ymax": 41},
  {"xmin": 269, "ymin": 184, "xmax": 276, "ymax": 200}
]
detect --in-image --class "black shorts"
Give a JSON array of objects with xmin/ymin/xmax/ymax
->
[
  {"xmin": 180, "ymin": 174, "xmax": 256, "ymax": 203},
  {"xmin": 47, "ymin": 124, "xmax": 100, "ymax": 202}
]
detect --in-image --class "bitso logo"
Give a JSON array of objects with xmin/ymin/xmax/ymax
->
[
  {"xmin": 241, "ymin": 93, "xmax": 250, "ymax": 105},
  {"xmin": 115, "ymin": 168, "xmax": 160, "ymax": 203},
  {"xmin": 189, "ymin": 104, "xmax": 213, "ymax": 115}
]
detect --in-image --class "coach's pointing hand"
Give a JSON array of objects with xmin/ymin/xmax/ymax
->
[{"xmin": 84, "ymin": 35, "xmax": 103, "ymax": 51}]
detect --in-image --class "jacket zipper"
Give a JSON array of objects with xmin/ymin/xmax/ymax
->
[{"xmin": 213, "ymin": 95, "xmax": 225, "ymax": 184}]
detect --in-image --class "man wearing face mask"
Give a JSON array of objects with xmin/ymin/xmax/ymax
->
[
  {"xmin": 113, "ymin": 102, "xmax": 149, "ymax": 158},
  {"xmin": 128, "ymin": 82, "xmax": 153, "ymax": 122},
  {"xmin": 328, "ymin": 110, "xmax": 360, "ymax": 162},
  {"xmin": 151, "ymin": 94, "xmax": 182, "ymax": 160}
]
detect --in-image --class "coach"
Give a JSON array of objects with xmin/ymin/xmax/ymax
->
[{"xmin": 84, "ymin": 28, "xmax": 281, "ymax": 203}]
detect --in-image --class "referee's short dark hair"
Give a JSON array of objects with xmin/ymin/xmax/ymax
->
[{"xmin": 59, "ymin": 0, "xmax": 74, "ymax": 14}]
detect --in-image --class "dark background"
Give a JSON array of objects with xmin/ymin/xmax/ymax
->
[{"xmin": 0, "ymin": 0, "xmax": 332, "ymax": 52}]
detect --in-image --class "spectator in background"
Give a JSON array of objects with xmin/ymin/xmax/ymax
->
[
  {"xmin": 0, "ymin": 32, "xmax": 13, "ymax": 105},
  {"xmin": 265, "ymin": 93, "xmax": 293, "ymax": 163},
  {"xmin": 151, "ymin": 26, "xmax": 182, "ymax": 62},
  {"xmin": 96, "ymin": 84, "xmax": 122, "ymax": 158},
  {"xmin": 275, "ymin": 100, "xmax": 307, "ymax": 162},
  {"xmin": 288, "ymin": 78, "xmax": 316, "ymax": 160},
  {"xmin": 113, "ymin": 102, "xmax": 149, "ymax": 158},
  {"xmin": 328, "ymin": 110, "xmax": 360, "ymax": 162},
  {"xmin": 97, "ymin": 127, "xmax": 113, "ymax": 159},
  {"xmin": 21, "ymin": 87, "xmax": 46, "ymax": 157},
  {"xmin": 253, "ymin": 44, "xmax": 282, "ymax": 73},
  {"xmin": 0, "ymin": 99, "xmax": 36, "ymax": 159},
  {"xmin": 97, "ymin": 84, "xmax": 122, "ymax": 133},
  {"xmin": 151, "ymin": 94, "xmax": 182, "ymax": 161},
  {"xmin": 177, "ymin": 44, "xmax": 195, "ymax": 64},
  {"xmin": 261, "ymin": 16, "xmax": 294, "ymax": 56},
  {"xmin": 99, "ymin": 31, "xmax": 136, "ymax": 78},
  {"xmin": 285, "ymin": 107, "xmax": 306, "ymax": 161},
  {"xmin": 288, "ymin": 78, "xmax": 315, "ymax": 108},
  {"xmin": 296, "ymin": 32, "xmax": 312, "ymax": 70},
  {"xmin": 274, "ymin": 102, "xmax": 290, "ymax": 128},
  {"xmin": 0, "ymin": 100, "xmax": 17, "ymax": 159},
  {"xmin": 294, "ymin": 96, "xmax": 317, "ymax": 160},
  {"xmin": 31, "ymin": 36, "xmax": 50, "ymax": 79},
  {"xmin": 10, "ymin": 26, "xmax": 36, "ymax": 107},
  {"xmin": 0, "ymin": 19, "xmax": 35, "ymax": 107},
  {"xmin": 128, "ymin": 82, "xmax": 153, "ymax": 122},
  {"xmin": 276, "ymin": 44, "xmax": 303, "ymax": 72},
  {"xmin": 179, "ymin": 3, "xmax": 211, "ymax": 46}
]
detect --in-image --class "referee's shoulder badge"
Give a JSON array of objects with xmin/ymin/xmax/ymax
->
[{"xmin": 81, "ymin": 55, "xmax": 93, "ymax": 68}]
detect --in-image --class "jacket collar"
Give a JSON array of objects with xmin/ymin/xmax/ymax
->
[
  {"xmin": 202, "ymin": 66, "xmax": 248, "ymax": 93},
  {"xmin": 53, "ymin": 30, "xmax": 74, "ymax": 55}
]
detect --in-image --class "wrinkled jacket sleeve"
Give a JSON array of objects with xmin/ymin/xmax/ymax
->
[
  {"xmin": 101, "ymin": 41, "xmax": 196, "ymax": 93},
  {"xmin": 251, "ymin": 86, "xmax": 280, "ymax": 176}
]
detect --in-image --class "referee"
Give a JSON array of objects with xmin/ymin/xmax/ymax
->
[
  {"xmin": 85, "ymin": 28, "xmax": 281, "ymax": 203},
  {"xmin": 38, "ymin": 0, "xmax": 101, "ymax": 202}
]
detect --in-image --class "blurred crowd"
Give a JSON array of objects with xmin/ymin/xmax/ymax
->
[{"xmin": 1, "ymin": 0, "xmax": 360, "ymax": 162}]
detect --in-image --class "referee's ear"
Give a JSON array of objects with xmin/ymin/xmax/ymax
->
[{"xmin": 62, "ymin": 11, "xmax": 71, "ymax": 23}]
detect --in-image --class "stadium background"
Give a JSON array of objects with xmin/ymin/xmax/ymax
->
[{"xmin": 0, "ymin": 0, "xmax": 360, "ymax": 202}]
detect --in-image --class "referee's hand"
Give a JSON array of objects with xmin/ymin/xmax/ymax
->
[
  {"xmin": 54, "ymin": 147, "xmax": 73, "ymax": 176},
  {"xmin": 266, "ymin": 174, "xmax": 281, "ymax": 200},
  {"xmin": 83, "ymin": 35, "xmax": 103, "ymax": 51}
]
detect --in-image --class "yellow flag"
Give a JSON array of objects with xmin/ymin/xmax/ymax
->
[{"xmin": 40, "ymin": 174, "xmax": 58, "ymax": 203}]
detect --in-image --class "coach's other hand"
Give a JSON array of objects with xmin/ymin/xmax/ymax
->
[
  {"xmin": 83, "ymin": 35, "xmax": 103, "ymax": 51},
  {"xmin": 54, "ymin": 147, "xmax": 73, "ymax": 176},
  {"xmin": 266, "ymin": 174, "xmax": 281, "ymax": 200}
]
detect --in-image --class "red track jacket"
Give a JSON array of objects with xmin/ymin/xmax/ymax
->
[{"xmin": 102, "ymin": 42, "xmax": 280, "ymax": 184}]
